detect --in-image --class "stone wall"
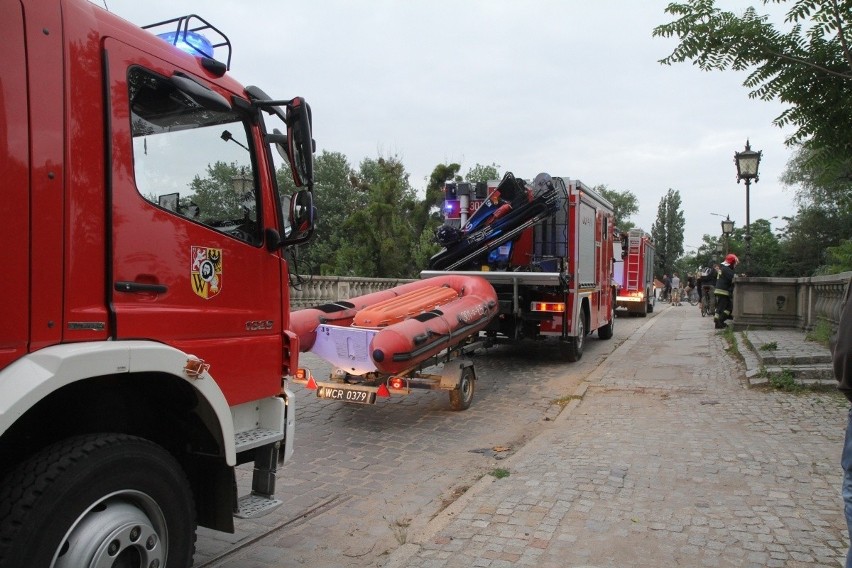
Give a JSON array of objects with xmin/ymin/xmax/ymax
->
[{"xmin": 732, "ymin": 271, "xmax": 852, "ymax": 330}]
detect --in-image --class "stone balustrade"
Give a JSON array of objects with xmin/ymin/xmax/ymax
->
[
  {"xmin": 289, "ymin": 275, "xmax": 416, "ymax": 309},
  {"xmin": 732, "ymin": 271, "xmax": 852, "ymax": 330},
  {"xmin": 289, "ymin": 272, "xmax": 852, "ymax": 332}
]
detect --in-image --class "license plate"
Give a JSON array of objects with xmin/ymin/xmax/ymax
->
[{"xmin": 317, "ymin": 386, "xmax": 376, "ymax": 404}]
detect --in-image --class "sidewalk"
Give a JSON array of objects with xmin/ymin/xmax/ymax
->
[{"xmin": 386, "ymin": 304, "xmax": 849, "ymax": 568}]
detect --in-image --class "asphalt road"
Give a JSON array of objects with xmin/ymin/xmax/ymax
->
[{"xmin": 195, "ymin": 310, "xmax": 653, "ymax": 567}]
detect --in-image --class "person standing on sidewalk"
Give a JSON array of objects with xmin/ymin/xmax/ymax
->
[
  {"xmin": 671, "ymin": 272, "xmax": 682, "ymax": 305},
  {"xmin": 834, "ymin": 279, "xmax": 852, "ymax": 567},
  {"xmin": 713, "ymin": 254, "xmax": 738, "ymax": 328}
]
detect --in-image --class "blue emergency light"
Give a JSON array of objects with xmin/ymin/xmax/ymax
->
[{"xmin": 157, "ymin": 31, "xmax": 214, "ymax": 58}]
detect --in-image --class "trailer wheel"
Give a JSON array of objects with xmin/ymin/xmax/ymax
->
[
  {"xmin": 0, "ymin": 433, "xmax": 195, "ymax": 568},
  {"xmin": 565, "ymin": 315, "xmax": 585, "ymax": 362},
  {"xmin": 449, "ymin": 366, "xmax": 475, "ymax": 411}
]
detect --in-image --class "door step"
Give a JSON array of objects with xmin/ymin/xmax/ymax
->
[
  {"xmin": 235, "ymin": 493, "xmax": 283, "ymax": 519},
  {"xmin": 234, "ymin": 427, "xmax": 283, "ymax": 453}
]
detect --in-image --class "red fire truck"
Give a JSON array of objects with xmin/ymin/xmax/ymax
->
[
  {"xmin": 614, "ymin": 228, "xmax": 656, "ymax": 317},
  {"xmin": 1, "ymin": 1, "xmax": 316, "ymax": 565},
  {"xmin": 423, "ymin": 172, "xmax": 616, "ymax": 361}
]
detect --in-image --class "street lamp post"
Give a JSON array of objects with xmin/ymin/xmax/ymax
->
[
  {"xmin": 734, "ymin": 140, "xmax": 762, "ymax": 272},
  {"xmin": 721, "ymin": 216, "xmax": 734, "ymax": 254}
]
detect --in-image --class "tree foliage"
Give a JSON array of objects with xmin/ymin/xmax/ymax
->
[
  {"xmin": 651, "ymin": 189, "xmax": 686, "ymax": 276},
  {"xmin": 465, "ymin": 163, "xmax": 500, "ymax": 183},
  {"xmin": 332, "ymin": 157, "xmax": 421, "ymax": 278},
  {"xmin": 595, "ymin": 185, "xmax": 640, "ymax": 231},
  {"xmin": 654, "ymin": 0, "xmax": 852, "ymax": 170},
  {"xmin": 277, "ymin": 151, "xmax": 363, "ymax": 275},
  {"xmin": 777, "ymin": 144, "xmax": 852, "ymax": 274}
]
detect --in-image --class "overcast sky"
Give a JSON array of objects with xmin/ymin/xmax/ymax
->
[{"xmin": 107, "ymin": 0, "xmax": 799, "ymax": 251}]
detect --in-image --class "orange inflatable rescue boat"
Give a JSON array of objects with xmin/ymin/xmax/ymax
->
[{"xmin": 289, "ymin": 275, "xmax": 498, "ymax": 376}]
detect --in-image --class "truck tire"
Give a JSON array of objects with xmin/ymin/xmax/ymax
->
[
  {"xmin": 0, "ymin": 433, "xmax": 195, "ymax": 568},
  {"xmin": 449, "ymin": 366, "xmax": 475, "ymax": 411},
  {"xmin": 598, "ymin": 315, "xmax": 614, "ymax": 340},
  {"xmin": 647, "ymin": 293, "xmax": 654, "ymax": 314},
  {"xmin": 565, "ymin": 316, "xmax": 585, "ymax": 362}
]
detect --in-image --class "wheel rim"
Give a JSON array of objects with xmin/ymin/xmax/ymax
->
[
  {"xmin": 460, "ymin": 373, "xmax": 474, "ymax": 405},
  {"xmin": 52, "ymin": 491, "xmax": 168, "ymax": 568},
  {"xmin": 576, "ymin": 317, "xmax": 585, "ymax": 350}
]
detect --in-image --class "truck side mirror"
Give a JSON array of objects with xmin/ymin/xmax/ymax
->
[
  {"xmin": 286, "ymin": 97, "xmax": 314, "ymax": 189},
  {"xmin": 281, "ymin": 189, "xmax": 314, "ymax": 246}
]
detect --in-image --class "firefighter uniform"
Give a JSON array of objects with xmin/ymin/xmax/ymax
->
[{"xmin": 713, "ymin": 255, "xmax": 738, "ymax": 329}]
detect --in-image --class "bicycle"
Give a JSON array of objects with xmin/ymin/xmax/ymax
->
[
  {"xmin": 699, "ymin": 285, "xmax": 715, "ymax": 317},
  {"xmin": 686, "ymin": 287, "xmax": 699, "ymax": 306}
]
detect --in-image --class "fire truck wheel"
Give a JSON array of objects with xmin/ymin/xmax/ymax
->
[
  {"xmin": 0, "ymin": 433, "xmax": 195, "ymax": 568},
  {"xmin": 565, "ymin": 316, "xmax": 585, "ymax": 362},
  {"xmin": 598, "ymin": 316, "xmax": 614, "ymax": 340},
  {"xmin": 449, "ymin": 366, "xmax": 475, "ymax": 411}
]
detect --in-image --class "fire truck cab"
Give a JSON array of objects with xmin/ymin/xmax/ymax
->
[{"xmin": 1, "ymin": 1, "xmax": 316, "ymax": 565}]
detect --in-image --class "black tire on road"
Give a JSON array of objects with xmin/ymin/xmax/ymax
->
[
  {"xmin": 565, "ymin": 314, "xmax": 585, "ymax": 362},
  {"xmin": 0, "ymin": 433, "xmax": 196, "ymax": 568},
  {"xmin": 449, "ymin": 366, "xmax": 475, "ymax": 411},
  {"xmin": 598, "ymin": 313, "xmax": 614, "ymax": 340}
]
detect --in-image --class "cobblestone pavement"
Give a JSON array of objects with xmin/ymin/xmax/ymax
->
[
  {"xmin": 387, "ymin": 305, "xmax": 850, "ymax": 568},
  {"xmin": 195, "ymin": 307, "xmax": 647, "ymax": 567}
]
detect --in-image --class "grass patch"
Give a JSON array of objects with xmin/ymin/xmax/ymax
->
[
  {"xmin": 806, "ymin": 318, "xmax": 833, "ymax": 348},
  {"xmin": 768, "ymin": 368, "xmax": 804, "ymax": 392},
  {"xmin": 759, "ymin": 341, "xmax": 778, "ymax": 351},
  {"xmin": 489, "ymin": 468, "xmax": 510, "ymax": 479},
  {"xmin": 721, "ymin": 325, "xmax": 743, "ymax": 361}
]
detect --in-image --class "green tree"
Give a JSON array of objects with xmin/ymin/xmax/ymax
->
[
  {"xmin": 465, "ymin": 163, "xmax": 500, "ymax": 183},
  {"xmin": 595, "ymin": 185, "xmax": 640, "ymax": 231},
  {"xmin": 651, "ymin": 189, "xmax": 685, "ymax": 277},
  {"xmin": 333, "ymin": 157, "xmax": 419, "ymax": 278},
  {"xmin": 277, "ymin": 151, "xmax": 363, "ymax": 275},
  {"xmin": 739, "ymin": 218, "xmax": 783, "ymax": 276},
  {"xmin": 654, "ymin": 1, "xmax": 852, "ymax": 171},
  {"xmin": 777, "ymin": 144, "xmax": 852, "ymax": 275}
]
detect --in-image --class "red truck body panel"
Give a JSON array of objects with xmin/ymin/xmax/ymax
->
[{"xmin": 2, "ymin": 0, "xmax": 298, "ymax": 404}]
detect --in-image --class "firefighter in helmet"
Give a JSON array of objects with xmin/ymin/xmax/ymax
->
[{"xmin": 713, "ymin": 254, "xmax": 738, "ymax": 329}]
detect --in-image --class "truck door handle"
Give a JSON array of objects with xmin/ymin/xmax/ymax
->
[{"xmin": 115, "ymin": 281, "xmax": 168, "ymax": 294}]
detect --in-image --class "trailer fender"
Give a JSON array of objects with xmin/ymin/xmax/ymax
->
[
  {"xmin": 439, "ymin": 359, "xmax": 475, "ymax": 389},
  {"xmin": 0, "ymin": 340, "xmax": 238, "ymax": 464}
]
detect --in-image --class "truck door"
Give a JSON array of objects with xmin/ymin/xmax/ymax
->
[{"xmin": 105, "ymin": 39, "xmax": 284, "ymax": 405}]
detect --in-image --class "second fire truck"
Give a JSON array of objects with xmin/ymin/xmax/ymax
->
[
  {"xmin": 613, "ymin": 228, "xmax": 656, "ymax": 317},
  {"xmin": 423, "ymin": 172, "xmax": 616, "ymax": 361}
]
